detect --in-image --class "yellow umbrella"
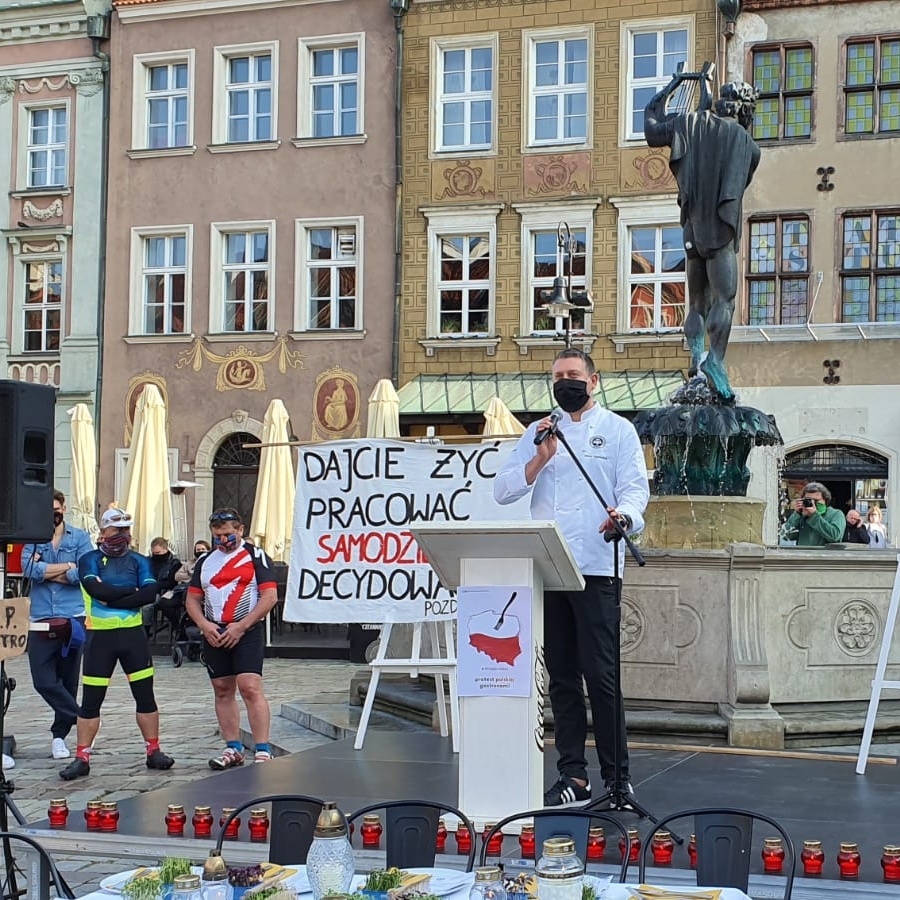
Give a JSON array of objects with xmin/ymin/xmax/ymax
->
[
  {"xmin": 66, "ymin": 403, "xmax": 99, "ymax": 540},
  {"xmin": 367, "ymin": 378, "xmax": 401, "ymax": 438},
  {"xmin": 250, "ymin": 398, "xmax": 295, "ymax": 561},
  {"xmin": 121, "ymin": 383, "xmax": 173, "ymax": 553},
  {"xmin": 483, "ymin": 396, "xmax": 525, "ymax": 437}
]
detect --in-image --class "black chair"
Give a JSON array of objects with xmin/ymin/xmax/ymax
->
[
  {"xmin": 0, "ymin": 831, "xmax": 75, "ymax": 900},
  {"xmin": 347, "ymin": 800, "xmax": 477, "ymax": 872},
  {"xmin": 215, "ymin": 794, "xmax": 324, "ymax": 865},
  {"xmin": 637, "ymin": 807, "xmax": 796, "ymax": 899},
  {"xmin": 479, "ymin": 809, "xmax": 632, "ymax": 883}
]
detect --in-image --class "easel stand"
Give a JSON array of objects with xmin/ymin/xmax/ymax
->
[
  {"xmin": 354, "ymin": 619, "xmax": 459, "ymax": 752},
  {"xmin": 856, "ymin": 552, "xmax": 900, "ymax": 774}
]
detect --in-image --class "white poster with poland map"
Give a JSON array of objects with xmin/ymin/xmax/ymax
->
[{"xmin": 457, "ymin": 585, "xmax": 532, "ymax": 697}]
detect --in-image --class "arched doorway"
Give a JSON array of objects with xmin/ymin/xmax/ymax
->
[
  {"xmin": 212, "ymin": 432, "xmax": 260, "ymax": 526},
  {"xmin": 781, "ymin": 443, "xmax": 889, "ymax": 521}
]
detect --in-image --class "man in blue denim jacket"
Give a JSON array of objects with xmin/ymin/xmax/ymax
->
[{"xmin": 23, "ymin": 490, "xmax": 94, "ymax": 761}]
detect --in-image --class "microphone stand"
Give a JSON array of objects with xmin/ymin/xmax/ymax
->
[{"xmin": 549, "ymin": 423, "xmax": 671, "ymax": 834}]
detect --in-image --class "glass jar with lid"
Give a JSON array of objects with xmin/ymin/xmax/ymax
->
[
  {"xmin": 173, "ymin": 874, "xmax": 203, "ymax": 900},
  {"xmin": 469, "ymin": 866, "xmax": 507, "ymax": 900},
  {"xmin": 535, "ymin": 837, "xmax": 584, "ymax": 900}
]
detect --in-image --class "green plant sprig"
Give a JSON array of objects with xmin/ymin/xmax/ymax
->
[
  {"xmin": 363, "ymin": 870, "xmax": 404, "ymax": 892},
  {"xmin": 159, "ymin": 858, "xmax": 192, "ymax": 885},
  {"xmin": 122, "ymin": 872, "xmax": 161, "ymax": 900}
]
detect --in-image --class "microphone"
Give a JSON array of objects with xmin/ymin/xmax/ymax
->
[{"xmin": 534, "ymin": 409, "xmax": 563, "ymax": 446}]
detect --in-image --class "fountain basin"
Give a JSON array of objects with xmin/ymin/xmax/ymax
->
[{"xmin": 640, "ymin": 495, "xmax": 766, "ymax": 550}]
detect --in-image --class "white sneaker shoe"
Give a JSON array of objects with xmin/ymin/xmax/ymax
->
[
  {"xmin": 52, "ymin": 738, "xmax": 71, "ymax": 760},
  {"xmin": 2, "ymin": 754, "xmax": 14, "ymax": 770}
]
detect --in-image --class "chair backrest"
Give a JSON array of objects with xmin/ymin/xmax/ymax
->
[
  {"xmin": 348, "ymin": 800, "xmax": 477, "ymax": 872},
  {"xmin": 215, "ymin": 794, "xmax": 324, "ymax": 865},
  {"xmin": 637, "ymin": 806, "xmax": 796, "ymax": 900},
  {"xmin": 0, "ymin": 831, "xmax": 74, "ymax": 900},
  {"xmin": 479, "ymin": 809, "xmax": 632, "ymax": 883}
]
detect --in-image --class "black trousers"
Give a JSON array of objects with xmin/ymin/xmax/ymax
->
[
  {"xmin": 544, "ymin": 575, "xmax": 628, "ymax": 785},
  {"xmin": 28, "ymin": 624, "xmax": 84, "ymax": 740}
]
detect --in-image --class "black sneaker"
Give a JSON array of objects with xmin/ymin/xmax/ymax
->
[
  {"xmin": 146, "ymin": 748, "xmax": 175, "ymax": 770},
  {"xmin": 60, "ymin": 757, "xmax": 90, "ymax": 780},
  {"xmin": 603, "ymin": 780, "xmax": 634, "ymax": 810},
  {"xmin": 544, "ymin": 775, "xmax": 592, "ymax": 808}
]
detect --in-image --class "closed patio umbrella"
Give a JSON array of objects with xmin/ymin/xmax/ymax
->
[
  {"xmin": 121, "ymin": 383, "xmax": 173, "ymax": 553},
  {"xmin": 250, "ymin": 398, "xmax": 295, "ymax": 562},
  {"xmin": 66, "ymin": 403, "xmax": 99, "ymax": 540},
  {"xmin": 482, "ymin": 396, "xmax": 525, "ymax": 437},
  {"xmin": 367, "ymin": 378, "xmax": 401, "ymax": 439}
]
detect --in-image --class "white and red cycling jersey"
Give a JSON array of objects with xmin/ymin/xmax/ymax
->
[{"xmin": 187, "ymin": 541, "xmax": 276, "ymax": 624}]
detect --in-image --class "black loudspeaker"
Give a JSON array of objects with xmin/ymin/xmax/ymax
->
[{"xmin": 0, "ymin": 379, "xmax": 56, "ymax": 542}]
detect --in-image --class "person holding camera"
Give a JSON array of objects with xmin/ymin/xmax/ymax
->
[{"xmin": 782, "ymin": 482, "xmax": 845, "ymax": 546}]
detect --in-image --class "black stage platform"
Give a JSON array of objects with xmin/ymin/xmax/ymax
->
[{"xmin": 30, "ymin": 734, "xmax": 900, "ymax": 884}]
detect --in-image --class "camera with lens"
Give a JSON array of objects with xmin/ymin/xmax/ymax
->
[{"xmin": 801, "ymin": 497, "xmax": 815, "ymax": 508}]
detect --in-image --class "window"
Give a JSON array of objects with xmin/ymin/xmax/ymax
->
[
  {"xmin": 745, "ymin": 216, "xmax": 810, "ymax": 325},
  {"xmin": 141, "ymin": 233, "xmax": 188, "ymax": 334},
  {"xmin": 298, "ymin": 34, "xmax": 364, "ymax": 141},
  {"xmin": 437, "ymin": 235, "xmax": 490, "ymax": 334},
  {"xmin": 751, "ymin": 45, "xmax": 814, "ymax": 141},
  {"xmin": 843, "ymin": 37, "xmax": 900, "ymax": 135},
  {"xmin": 623, "ymin": 19, "xmax": 690, "ymax": 141},
  {"xmin": 213, "ymin": 43, "xmax": 278, "ymax": 145},
  {"xmin": 146, "ymin": 62, "xmax": 189, "ymax": 148},
  {"xmin": 296, "ymin": 219, "xmax": 362, "ymax": 331},
  {"xmin": 841, "ymin": 210, "xmax": 900, "ymax": 322},
  {"xmin": 433, "ymin": 37, "xmax": 496, "ymax": 153},
  {"xmin": 529, "ymin": 228, "xmax": 588, "ymax": 333},
  {"xmin": 524, "ymin": 27, "xmax": 592, "ymax": 147},
  {"xmin": 211, "ymin": 224, "xmax": 273, "ymax": 332},
  {"xmin": 23, "ymin": 259, "xmax": 63, "ymax": 351},
  {"xmin": 27, "ymin": 107, "xmax": 67, "ymax": 187},
  {"xmin": 627, "ymin": 225, "xmax": 686, "ymax": 331}
]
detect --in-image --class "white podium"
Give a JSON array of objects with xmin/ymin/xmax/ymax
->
[{"xmin": 411, "ymin": 521, "xmax": 583, "ymax": 825}]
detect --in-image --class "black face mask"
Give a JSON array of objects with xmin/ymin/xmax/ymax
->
[
  {"xmin": 53, "ymin": 512, "xmax": 64, "ymax": 527},
  {"xmin": 194, "ymin": 550, "xmax": 206, "ymax": 559},
  {"xmin": 553, "ymin": 378, "xmax": 591, "ymax": 413}
]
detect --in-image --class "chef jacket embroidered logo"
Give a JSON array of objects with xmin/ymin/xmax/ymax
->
[{"xmin": 590, "ymin": 436, "xmax": 606, "ymax": 448}]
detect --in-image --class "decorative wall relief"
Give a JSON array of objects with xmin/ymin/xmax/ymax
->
[
  {"xmin": 22, "ymin": 198, "xmax": 63, "ymax": 221},
  {"xmin": 834, "ymin": 600, "xmax": 879, "ymax": 656},
  {"xmin": 124, "ymin": 373, "xmax": 168, "ymax": 447},
  {"xmin": 312, "ymin": 366, "xmax": 361, "ymax": 440},
  {"xmin": 175, "ymin": 335, "xmax": 304, "ymax": 392},
  {"xmin": 432, "ymin": 158, "xmax": 495, "ymax": 200},
  {"xmin": 623, "ymin": 147, "xmax": 676, "ymax": 191},
  {"xmin": 15, "ymin": 68, "xmax": 104, "ymax": 97},
  {"xmin": 524, "ymin": 152, "xmax": 590, "ymax": 196}
]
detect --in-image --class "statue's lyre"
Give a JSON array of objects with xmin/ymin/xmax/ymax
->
[{"xmin": 665, "ymin": 60, "xmax": 717, "ymax": 115}]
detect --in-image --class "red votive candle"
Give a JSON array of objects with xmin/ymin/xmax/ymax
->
[
  {"xmin": 519, "ymin": 824, "xmax": 536, "ymax": 860},
  {"xmin": 361, "ymin": 813, "xmax": 382, "ymax": 849},
  {"xmin": 165, "ymin": 804, "xmax": 187, "ymax": 836},
  {"xmin": 837, "ymin": 842, "xmax": 861, "ymax": 879},
  {"xmin": 456, "ymin": 824, "xmax": 472, "ymax": 855},
  {"xmin": 220, "ymin": 808, "xmax": 240, "ymax": 840},
  {"xmin": 687, "ymin": 834, "xmax": 697, "ymax": 869},
  {"xmin": 99, "ymin": 801, "xmax": 119, "ymax": 832},
  {"xmin": 483, "ymin": 823, "xmax": 503, "ymax": 856},
  {"xmin": 801, "ymin": 840, "xmax": 825, "ymax": 876},
  {"xmin": 48, "ymin": 799, "xmax": 69, "ymax": 829},
  {"xmin": 619, "ymin": 827, "xmax": 641, "ymax": 862},
  {"xmin": 84, "ymin": 800, "xmax": 102, "ymax": 830},
  {"xmin": 587, "ymin": 827, "xmax": 605, "ymax": 861},
  {"xmin": 435, "ymin": 819, "xmax": 448, "ymax": 854},
  {"xmin": 651, "ymin": 831, "xmax": 675, "ymax": 866},
  {"xmin": 762, "ymin": 837, "xmax": 785, "ymax": 873},
  {"xmin": 881, "ymin": 846, "xmax": 900, "ymax": 882},
  {"xmin": 193, "ymin": 806, "xmax": 214, "ymax": 838},
  {"xmin": 248, "ymin": 809, "xmax": 269, "ymax": 842}
]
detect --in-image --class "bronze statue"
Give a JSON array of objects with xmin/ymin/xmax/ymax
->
[{"xmin": 644, "ymin": 74, "xmax": 761, "ymax": 401}]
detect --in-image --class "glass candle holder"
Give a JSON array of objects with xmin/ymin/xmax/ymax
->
[
  {"xmin": 651, "ymin": 831, "xmax": 675, "ymax": 866},
  {"xmin": 519, "ymin": 824, "xmax": 536, "ymax": 860},
  {"xmin": 483, "ymin": 823, "xmax": 503, "ymax": 857},
  {"xmin": 248, "ymin": 809, "xmax": 270, "ymax": 843},
  {"xmin": 801, "ymin": 840, "xmax": 825, "ymax": 876},
  {"xmin": 361, "ymin": 814, "xmax": 382, "ymax": 849},
  {"xmin": 619, "ymin": 828, "xmax": 641, "ymax": 863},
  {"xmin": 48, "ymin": 799, "xmax": 69, "ymax": 829},
  {"xmin": 587, "ymin": 827, "xmax": 605, "ymax": 861},
  {"xmin": 166, "ymin": 804, "xmax": 187, "ymax": 836},
  {"xmin": 435, "ymin": 819, "xmax": 448, "ymax": 854},
  {"xmin": 99, "ymin": 801, "xmax": 119, "ymax": 833},
  {"xmin": 456, "ymin": 824, "xmax": 473, "ymax": 856},
  {"xmin": 837, "ymin": 842, "xmax": 861, "ymax": 880},
  {"xmin": 881, "ymin": 846, "xmax": 900, "ymax": 882},
  {"xmin": 762, "ymin": 837, "xmax": 785, "ymax": 874},
  {"xmin": 687, "ymin": 835, "xmax": 697, "ymax": 869},
  {"xmin": 192, "ymin": 806, "xmax": 214, "ymax": 838},
  {"xmin": 85, "ymin": 800, "xmax": 103, "ymax": 831},
  {"xmin": 220, "ymin": 808, "xmax": 240, "ymax": 840}
]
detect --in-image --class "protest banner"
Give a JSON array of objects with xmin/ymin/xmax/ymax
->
[
  {"xmin": 0, "ymin": 597, "xmax": 30, "ymax": 661},
  {"xmin": 284, "ymin": 438, "xmax": 528, "ymax": 623}
]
